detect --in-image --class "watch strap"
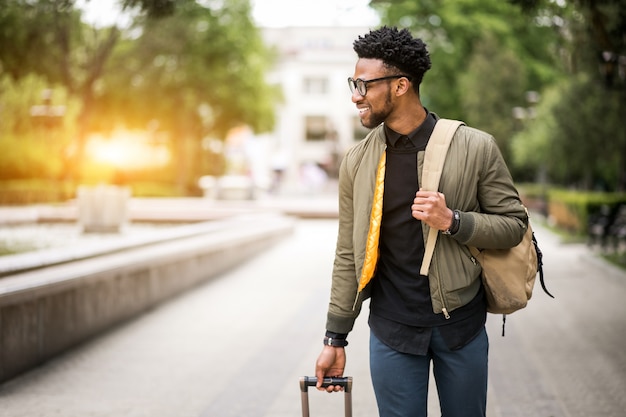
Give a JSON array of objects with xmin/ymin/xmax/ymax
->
[
  {"xmin": 323, "ymin": 336, "xmax": 348, "ymax": 347},
  {"xmin": 443, "ymin": 210, "xmax": 460, "ymax": 235}
]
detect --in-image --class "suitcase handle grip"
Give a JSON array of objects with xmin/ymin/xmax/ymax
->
[
  {"xmin": 299, "ymin": 376, "xmax": 352, "ymax": 392},
  {"xmin": 299, "ymin": 376, "xmax": 353, "ymax": 417}
]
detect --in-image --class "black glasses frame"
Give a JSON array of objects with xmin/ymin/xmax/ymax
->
[{"xmin": 347, "ymin": 75, "xmax": 411, "ymax": 96}]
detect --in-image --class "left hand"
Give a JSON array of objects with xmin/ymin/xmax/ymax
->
[{"xmin": 411, "ymin": 189, "xmax": 454, "ymax": 231}]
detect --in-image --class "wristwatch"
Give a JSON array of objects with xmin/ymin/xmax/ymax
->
[
  {"xmin": 323, "ymin": 336, "xmax": 349, "ymax": 347},
  {"xmin": 443, "ymin": 210, "xmax": 460, "ymax": 235}
]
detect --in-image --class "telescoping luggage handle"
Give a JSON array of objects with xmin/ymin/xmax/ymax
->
[{"xmin": 299, "ymin": 376, "xmax": 353, "ymax": 417}]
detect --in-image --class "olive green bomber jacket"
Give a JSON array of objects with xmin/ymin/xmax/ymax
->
[{"xmin": 326, "ymin": 121, "xmax": 528, "ymax": 335}]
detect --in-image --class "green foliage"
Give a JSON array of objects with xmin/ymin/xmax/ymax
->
[
  {"xmin": 458, "ymin": 33, "xmax": 526, "ymax": 159},
  {"xmin": 0, "ymin": 73, "xmax": 79, "ymax": 180},
  {"xmin": 507, "ymin": 0, "xmax": 626, "ymax": 191},
  {"xmin": 373, "ymin": 0, "xmax": 561, "ymax": 112},
  {"xmin": 510, "ymin": 83, "xmax": 560, "ymax": 174},
  {"xmin": 0, "ymin": 0, "xmax": 83, "ymax": 82},
  {"xmin": 372, "ymin": 0, "xmax": 563, "ymax": 165},
  {"xmin": 95, "ymin": 0, "xmax": 278, "ymax": 190},
  {"xmin": 112, "ymin": 0, "xmax": 277, "ymax": 137},
  {"xmin": 122, "ymin": 0, "xmax": 176, "ymax": 18},
  {"xmin": 0, "ymin": 0, "xmax": 278, "ymax": 197},
  {"xmin": 129, "ymin": 181, "xmax": 187, "ymax": 197},
  {"xmin": 540, "ymin": 75, "xmax": 625, "ymax": 191},
  {"xmin": 0, "ymin": 179, "xmax": 75, "ymax": 205},
  {"xmin": 374, "ymin": 0, "xmax": 625, "ymax": 191},
  {"xmin": 549, "ymin": 188, "xmax": 626, "ymax": 208}
]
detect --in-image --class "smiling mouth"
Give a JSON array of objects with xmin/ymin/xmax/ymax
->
[{"xmin": 358, "ymin": 107, "xmax": 370, "ymax": 115}]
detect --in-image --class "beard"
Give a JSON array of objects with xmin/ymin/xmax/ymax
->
[{"xmin": 360, "ymin": 90, "xmax": 393, "ymax": 129}]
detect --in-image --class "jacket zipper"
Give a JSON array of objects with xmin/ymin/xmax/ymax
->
[
  {"xmin": 435, "ymin": 249, "xmax": 451, "ymax": 319},
  {"xmin": 352, "ymin": 291, "xmax": 360, "ymax": 311}
]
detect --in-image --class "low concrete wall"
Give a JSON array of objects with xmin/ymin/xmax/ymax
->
[{"xmin": 0, "ymin": 214, "xmax": 294, "ymax": 383}]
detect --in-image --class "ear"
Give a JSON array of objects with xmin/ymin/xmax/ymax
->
[{"xmin": 395, "ymin": 77, "xmax": 412, "ymax": 96}]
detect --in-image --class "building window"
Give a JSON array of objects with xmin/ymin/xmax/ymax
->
[
  {"xmin": 303, "ymin": 77, "xmax": 328, "ymax": 94},
  {"xmin": 353, "ymin": 116, "xmax": 370, "ymax": 141},
  {"xmin": 305, "ymin": 115, "xmax": 329, "ymax": 141}
]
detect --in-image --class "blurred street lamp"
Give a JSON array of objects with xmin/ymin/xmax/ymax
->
[
  {"xmin": 512, "ymin": 90, "xmax": 540, "ymax": 131},
  {"xmin": 29, "ymin": 89, "xmax": 66, "ymax": 129},
  {"xmin": 29, "ymin": 89, "xmax": 67, "ymax": 196},
  {"xmin": 599, "ymin": 51, "xmax": 626, "ymax": 88},
  {"xmin": 512, "ymin": 91, "xmax": 539, "ymax": 122}
]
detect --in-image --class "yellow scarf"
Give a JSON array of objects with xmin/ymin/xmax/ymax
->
[{"xmin": 357, "ymin": 151, "xmax": 386, "ymax": 292}]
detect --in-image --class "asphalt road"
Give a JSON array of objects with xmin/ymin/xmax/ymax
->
[{"xmin": 0, "ymin": 218, "xmax": 624, "ymax": 417}]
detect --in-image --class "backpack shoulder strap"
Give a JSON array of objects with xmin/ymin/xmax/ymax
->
[{"xmin": 420, "ymin": 118, "xmax": 465, "ymax": 276}]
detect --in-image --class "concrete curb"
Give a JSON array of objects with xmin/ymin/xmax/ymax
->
[{"xmin": 0, "ymin": 213, "xmax": 295, "ymax": 384}]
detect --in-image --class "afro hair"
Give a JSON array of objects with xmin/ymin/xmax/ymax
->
[{"xmin": 353, "ymin": 26, "xmax": 432, "ymax": 87}]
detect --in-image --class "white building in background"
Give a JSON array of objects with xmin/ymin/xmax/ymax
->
[{"xmin": 253, "ymin": 26, "xmax": 373, "ymax": 194}]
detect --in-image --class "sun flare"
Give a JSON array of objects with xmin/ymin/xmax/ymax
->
[{"xmin": 86, "ymin": 130, "xmax": 170, "ymax": 169}]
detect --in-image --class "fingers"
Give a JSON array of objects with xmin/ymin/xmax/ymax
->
[
  {"xmin": 315, "ymin": 349, "xmax": 336, "ymax": 392},
  {"xmin": 314, "ymin": 368, "xmax": 325, "ymax": 390},
  {"xmin": 413, "ymin": 190, "xmax": 445, "ymax": 205},
  {"xmin": 412, "ymin": 191, "xmax": 444, "ymax": 217},
  {"xmin": 412, "ymin": 190, "xmax": 452, "ymax": 230},
  {"xmin": 328, "ymin": 384, "xmax": 344, "ymax": 393},
  {"xmin": 315, "ymin": 371, "xmax": 345, "ymax": 392},
  {"xmin": 315, "ymin": 347, "xmax": 346, "ymax": 392}
]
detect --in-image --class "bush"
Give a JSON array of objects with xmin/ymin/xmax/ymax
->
[
  {"xmin": 130, "ymin": 181, "xmax": 186, "ymax": 197},
  {"xmin": 546, "ymin": 189, "xmax": 626, "ymax": 235},
  {"xmin": 0, "ymin": 179, "xmax": 75, "ymax": 205}
]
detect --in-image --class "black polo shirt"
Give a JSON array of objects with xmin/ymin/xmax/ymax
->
[{"xmin": 368, "ymin": 112, "xmax": 486, "ymax": 354}]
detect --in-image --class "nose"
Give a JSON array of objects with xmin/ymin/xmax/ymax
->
[{"xmin": 351, "ymin": 89, "xmax": 363, "ymax": 103}]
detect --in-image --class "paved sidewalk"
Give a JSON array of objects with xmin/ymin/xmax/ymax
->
[
  {"xmin": 0, "ymin": 219, "xmax": 367, "ymax": 417},
  {"xmin": 0, "ymin": 200, "xmax": 625, "ymax": 416},
  {"xmin": 486, "ymin": 222, "xmax": 626, "ymax": 417}
]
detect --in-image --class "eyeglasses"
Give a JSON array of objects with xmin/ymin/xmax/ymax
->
[{"xmin": 347, "ymin": 75, "xmax": 411, "ymax": 96}]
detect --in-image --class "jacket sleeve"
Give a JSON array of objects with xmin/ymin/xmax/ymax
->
[
  {"xmin": 325, "ymin": 150, "xmax": 362, "ymax": 335},
  {"xmin": 452, "ymin": 130, "xmax": 528, "ymax": 249}
]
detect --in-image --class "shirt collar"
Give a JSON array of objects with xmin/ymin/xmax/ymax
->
[{"xmin": 384, "ymin": 111, "xmax": 437, "ymax": 150}]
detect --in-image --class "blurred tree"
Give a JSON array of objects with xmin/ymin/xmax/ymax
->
[
  {"xmin": 507, "ymin": 0, "xmax": 626, "ymax": 191},
  {"xmin": 369, "ymin": 0, "xmax": 563, "ymax": 168},
  {"xmin": 508, "ymin": 0, "xmax": 626, "ymax": 92},
  {"xmin": 0, "ymin": 73, "xmax": 79, "ymax": 181},
  {"xmin": 513, "ymin": 75, "xmax": 626, "ymax": 191},
  {"xmin": 0, "ymin": 0, "xmax": 122, "ymax": 182},
  {"xmin": 98, "ymin": 0, "xmax": 278, "ymax": 191},
  {"xmin": 458, "ymin": 33, "xmax": 526, "ymax": 162},
  {"xmin": 122, "ymin": 0, "xmax": 176, "ymax": 18},
  {"xmin": 371, "ymin": 0, "xmax": 625, "ymax": 191},
  {"xmin": 0, "ymin": 0, "xmax": 278, "ymax": 194}
]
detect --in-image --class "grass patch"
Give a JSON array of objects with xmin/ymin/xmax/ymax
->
[{"xmin": 603, "ymin": 252, "xmax": 626, "ymax": 270}]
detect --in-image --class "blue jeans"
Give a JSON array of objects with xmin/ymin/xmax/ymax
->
[{"xmin": 369, "ymin": 327, "xmax": 488, "ymax": 417}]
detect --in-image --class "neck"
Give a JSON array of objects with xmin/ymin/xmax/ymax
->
[{"xmin": 385, "ymin": 103, "xmax": 427, "ymax": 135}]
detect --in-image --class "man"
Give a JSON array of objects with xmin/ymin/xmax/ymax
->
[{"xmin": 314, "ymin": 26, "xmax": 528, "ymax": 417}]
